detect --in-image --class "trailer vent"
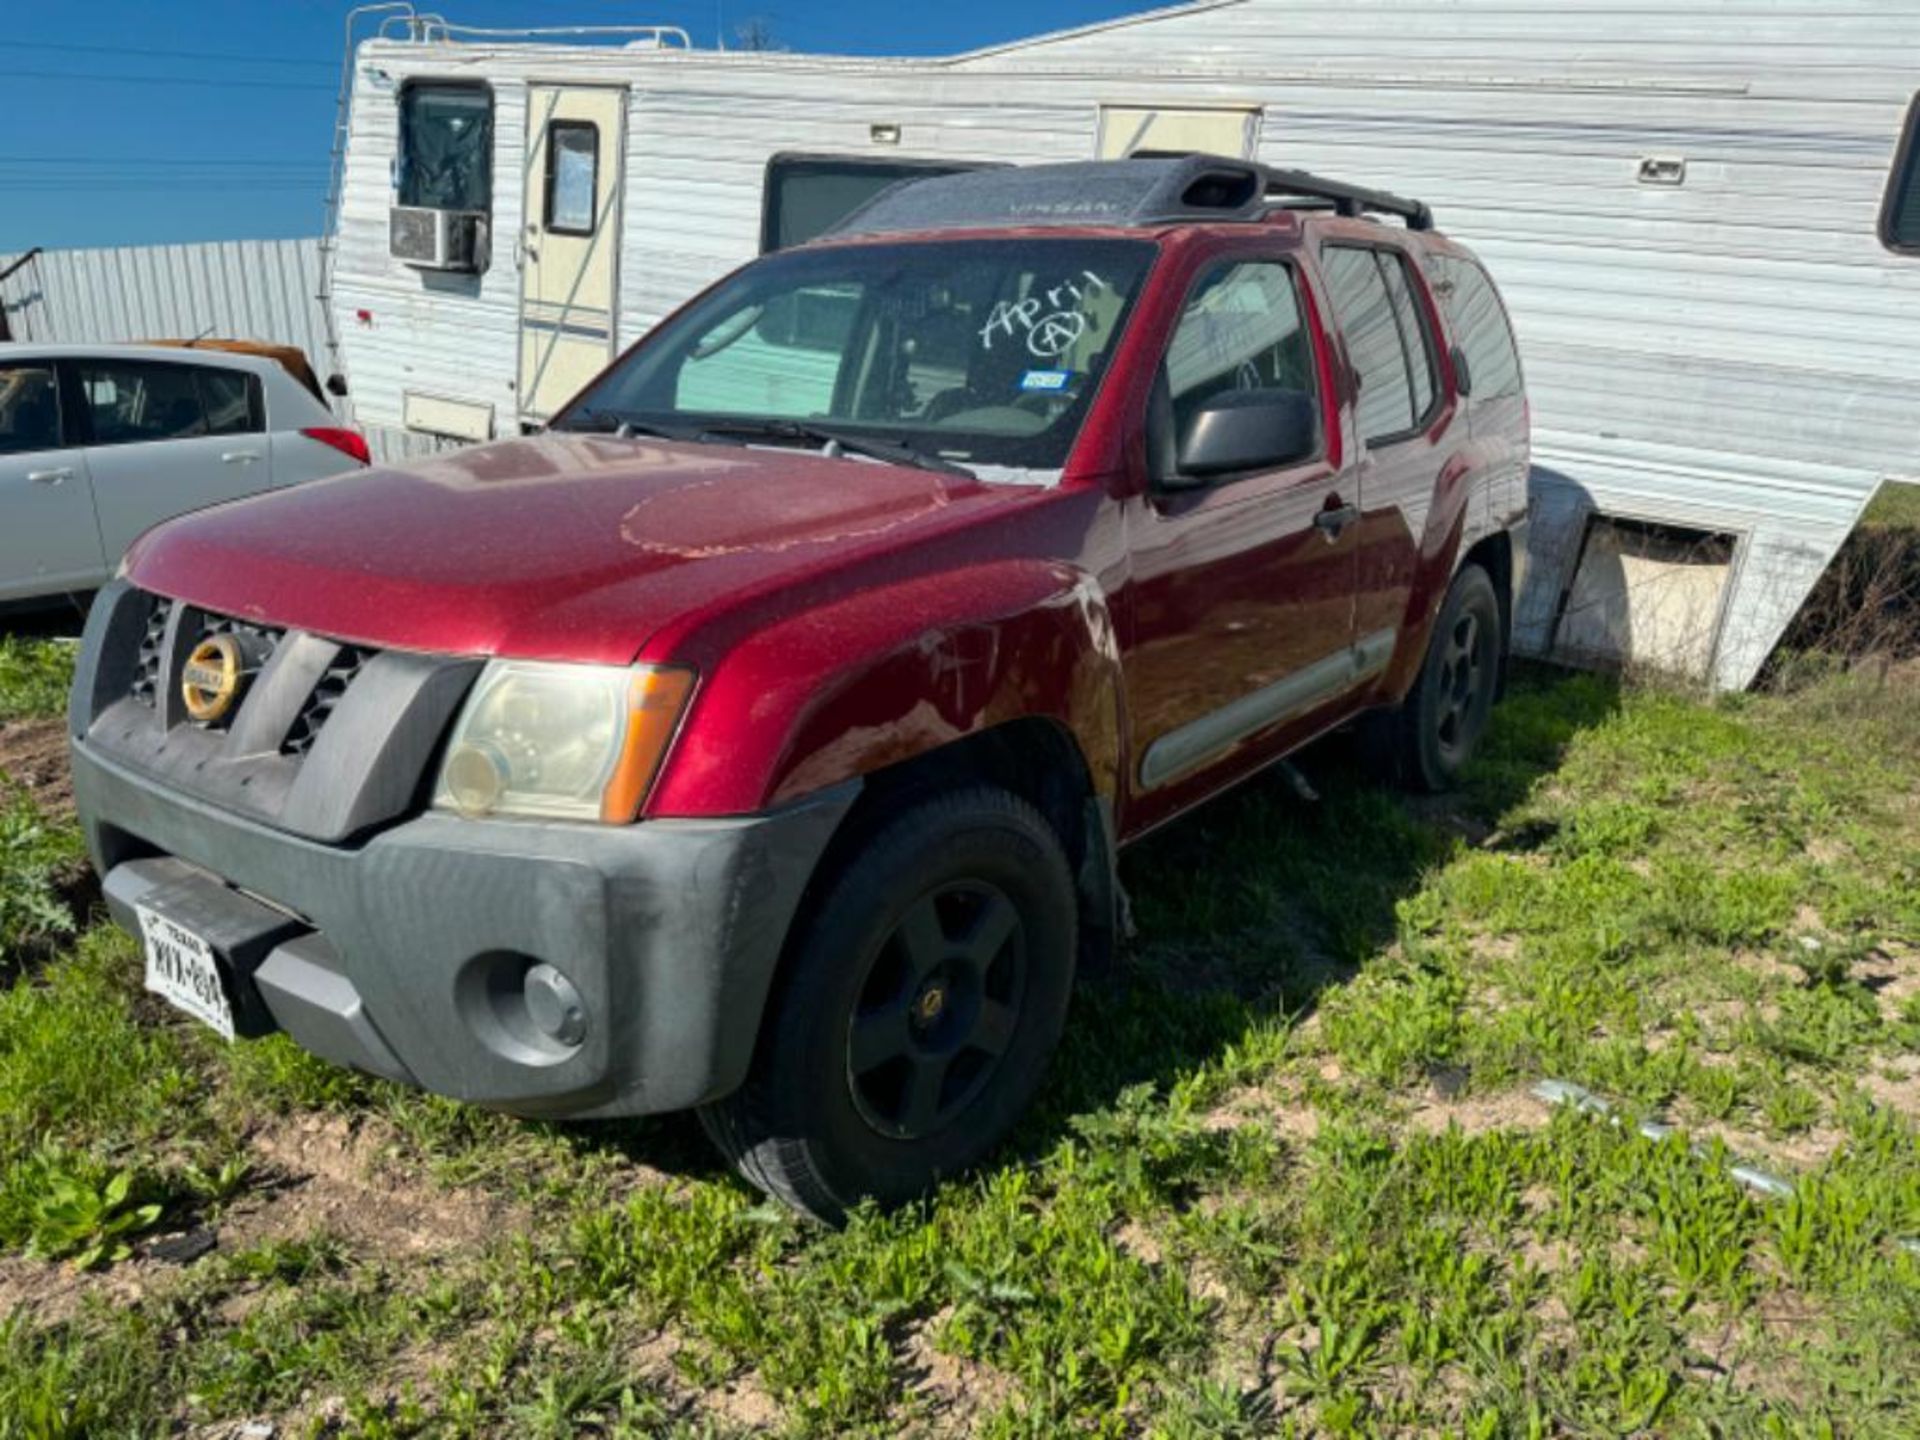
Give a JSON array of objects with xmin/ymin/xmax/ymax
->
[
  {"xmin": 390, "ymin": 206, "xmax": 488, "ymax": 272},
  {"xmin": 282, "ymin": 645, "xmax": 374, "ymax": 757}
]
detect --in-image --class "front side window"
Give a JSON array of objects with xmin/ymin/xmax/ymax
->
[
  {"xmin": 1163, "ymin": 260, "xmax": 1317, "ymax": 449},
  {"xmin": 1321, "ymin": 246, "xmax": 1414, "ymax": 442},
  {"xmin": 78, "ymin": 361, "xmax": 207, "ymax": 446},
  {"xmin": 399, "ymin": 83, "xmax": 493, "ymax": 213},
  {"xmin": 544, "ymin": 121, "xmax": 598, "ymax": 235},
  {"xmin": 0, "ymin": 364, "xmax": 61, "ymax": 456},
  {"xmin": 558, "ymin": 238, "xmax": 1156, "ymax": 471},
  {"xmin": 1433, "ymin": 257, "xmax": 1523, "ymax": 400},
  {"xmin": 1881, "ymin": 94, "xmax": 1920, "ymax": 255}
]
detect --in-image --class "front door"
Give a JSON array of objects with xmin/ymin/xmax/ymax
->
[
  {"xmin": 1121, "ymin": 255, "xmax": 1362, "ymax": 830},
  {"xmin": 0, "ymin": 358, "xmax": 103, "ymax": 600},
  {"xmin": 518, "ymin": 85, "xmax": 626, "ymax": 424}
]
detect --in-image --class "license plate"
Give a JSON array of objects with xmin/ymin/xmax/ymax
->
[{"xmin": 137, "ymin": 904, "xmax": 235, "ymax": 1041}]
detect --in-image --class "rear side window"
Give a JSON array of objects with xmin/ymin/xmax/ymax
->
[
  {"xmin": 1882, "ymin": 94, "xmax": 1920, "ymax": 254},
  {"xmin": 399, "ymin": 83, "xmax": 494, "ymax": 214},
  {"xmin": 1434, "ymin": 257, "xmax": 1523, "ymax": 400},
  {"xmin": 1321, "ymin": 247, "xmax": 1414, "ymax": 442},
  {"xmin": 77, "ymin": 361, "xmax": 245, "ymax": 446},
  {"xmin": 197, "ymin": 368, "xmax": 264, "ymax": 436},
  {"xmin": 0, "ymin": 363, "xmax": 62, "ymax": 456},
  {"xmin": 1378, "ymin": 255, "xmax": 1437, "ymax": 419}
]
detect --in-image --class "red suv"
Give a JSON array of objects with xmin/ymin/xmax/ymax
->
[{"xmin": 68, "ymin": 156, "xmax": 1527, "ymax": 1221}]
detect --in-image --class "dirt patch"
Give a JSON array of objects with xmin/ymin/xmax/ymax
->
[
  {"xmin": 1859, "ymin": 1055, "xmax": 1920, "ymax": 1120},
  {"xmin": 0, "ymin": 1247, "xmax": 170, "ymax": 1328},
  {"xmin": 1406, "ymin": 1088, "xmax": 1546, "ymax": 1136},
  {"xmin": 223, "ymin": 1113, "xmax": 513, "ymax": 1262},
  {"xmin": 899, "ymin": 1308, "xmax": 1016, "ymax": 1434},
  {"xmin": 0, "ymin": 717, "xmax": 74, "ymax": 820}
]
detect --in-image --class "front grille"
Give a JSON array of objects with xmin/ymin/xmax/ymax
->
[
  {"xmin": 282, "ymin": 645, "xmax": 374, "ymax": 757},
  {"xmin": 129, "ymin": 598, "xmax": 169, "ymax": 708}
]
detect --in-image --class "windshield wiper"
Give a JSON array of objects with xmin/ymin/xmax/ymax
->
[
  {"xmin": 551, "ymin": 409, "xmax": 700, "ymax": 442},
  {"xmin": 698, "ymin": 419, "xmax": 975, "ymax": 479}
]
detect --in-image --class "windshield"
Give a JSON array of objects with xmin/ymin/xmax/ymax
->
[{"xmin": 555, "ymin": 238, "xmax": 1156, "ymax": 472}]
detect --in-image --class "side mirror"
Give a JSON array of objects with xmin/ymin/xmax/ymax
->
[
  {"xmin": 1450, "ymin": 345, "xmax": 1473, "ymax": 398},
  {"xmin": 1167, "ymin": 388, "xmax": 1318, "ymax": 485}
]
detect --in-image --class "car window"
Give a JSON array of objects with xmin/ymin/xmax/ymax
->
[
  {"xmin": 0, "ymin": 364, "xmax": 62, "ymax": 456},
  {"xmin": 570, "ymin": 237, "xmax": 1156, "ymax": 471},
  {"xmin": 1320, "ymin": 246, "xmax": 1415, "ymax": 442},
  {"xmin": 1163, "ymin": 260, "xmax": 1317, "ymax": 449},
  {"xmin": 196, "ymin": 367, "xmax": 262, "ymax": 436},
  {"xmin": 78, "ymin": 361, "xmax": 209, "ymax": 446},
  {"xmin": 1434, "ymin": 257, "xmax": 1523, "ymax": 400},
  {"xmin": 1882, "ymin": 94, "xmax": 1920, "ymax": 254},
  {"xmin": 1377, "ymin": 251, "xmax": 1437, "ymax": 420}
]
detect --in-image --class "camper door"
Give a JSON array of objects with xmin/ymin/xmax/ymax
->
[{"xmin": 519, "ymin": 85, "xmax": 627, "ymax": 424}]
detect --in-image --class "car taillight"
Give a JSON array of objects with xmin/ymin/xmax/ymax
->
[{"xmin": 300, "ymin": 426, "xmax": 371, "ymax": 466}]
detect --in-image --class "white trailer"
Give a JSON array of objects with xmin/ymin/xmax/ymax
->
[{"xmin": 326, "ymin": 1, "xmax": 1920, "ymax": 689}]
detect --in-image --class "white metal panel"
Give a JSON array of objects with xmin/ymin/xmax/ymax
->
[{"xmin": 0, "ymin": 239, "xmax": 330, "ymax": 371}]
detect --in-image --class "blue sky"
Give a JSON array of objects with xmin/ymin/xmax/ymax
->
[{"xmin": 2, "ymin": 0, "xmax": 1161, "ymax": 251}]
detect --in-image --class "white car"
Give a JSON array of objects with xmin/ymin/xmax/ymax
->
[{"xmin": 0, "ymin": 343, "xmax": 369, "ymax": 604}]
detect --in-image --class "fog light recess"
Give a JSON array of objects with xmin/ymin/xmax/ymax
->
[{"xmin": 457, "ymin": 951, "xmax": 589, "ymax": 1066}]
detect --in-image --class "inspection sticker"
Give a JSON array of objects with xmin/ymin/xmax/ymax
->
[{"xmin": 1019, "ymin": 369, "xmax": 1073, "ymax": 392}]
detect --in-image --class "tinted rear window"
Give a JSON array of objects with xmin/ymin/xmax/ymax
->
[
  {"xmin": 1883, "ymin": 94, "xmax": 1920, "ymax": 254},
  {"xmin": 1432, "ymin": 256, "xmax": 1523, "ymax": 401}
]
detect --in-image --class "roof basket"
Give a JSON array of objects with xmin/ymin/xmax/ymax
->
[{"xmin": 822, "ymin": 152, "xmax": 1432, "ymax": 240}]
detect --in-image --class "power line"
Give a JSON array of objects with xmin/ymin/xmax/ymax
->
[
  {"xmin": 10, "ymin": 39, "xmax": 335, "ymax": 69},
  {"xmin": 0, "ymin": 156, "xmax": 322, "ymax": 167},
  {"xmin": 0, "ymin": 68, "xmax": 334, "ymax": 92}
]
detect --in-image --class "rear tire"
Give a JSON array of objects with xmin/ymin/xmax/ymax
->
[
  {"xmin": 1391, "ymin": 563, "xmax": 1502, "ymax": 792},
  {"xmin": 698, "ymin": 785, "xmax": 1076, "ymax": 1224}
]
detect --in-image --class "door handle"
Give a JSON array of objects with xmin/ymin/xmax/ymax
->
[
  {"xmin": 27, "ymin": 467, "xmax": 73, "ymax": 485},
  {"xmin": 1313, "ymin": 502, "xmax": 1360, "ymax": 540},
  {"xmin": 221, "ymin": 451, "xmax": 261, "ymax": 465}
]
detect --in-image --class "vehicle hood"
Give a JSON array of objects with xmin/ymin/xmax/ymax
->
[{"xmin": 125, "ymin": 433, "xmax": 1027, "ymax": 666}]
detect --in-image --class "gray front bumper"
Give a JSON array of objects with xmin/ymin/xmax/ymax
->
[{"xmin": 74, "ymin": 740, "xmax": 854, "ymax": 1118}]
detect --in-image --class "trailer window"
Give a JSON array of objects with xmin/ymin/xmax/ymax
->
[
  {"xmin": 1882, "ymin": 94, "xmax": 1920, "ymax": 255},
  {"xmin": 761, "ymin": 155, "xmax": 991, "ymax": 252},
  {"xmin": 399, "ymin": 83, "xmax": 493, "ymax": 214},
  {"xmin": 544, "ymin": 121, "xmax": 598, "ymax": 235}
]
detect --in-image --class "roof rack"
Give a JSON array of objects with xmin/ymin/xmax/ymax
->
[
  {"xmin": 822, "ymin": 153, "xmax": 1432, "ymax": 240},
  {"xmin": 1130, "ymin": 150, "xmax": 1433, "ymax": 230}
]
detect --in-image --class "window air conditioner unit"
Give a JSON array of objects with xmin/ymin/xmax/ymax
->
[{"xmin": 389, "ymin": 206, "xmax": 488, "ymax": 272}]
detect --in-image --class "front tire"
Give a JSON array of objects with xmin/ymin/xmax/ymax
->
[
  {"xmin": 1394, "ymin": 563, "xmax": 1502, "ymax": 791},
  {"xmin": 698, "ymin": 785, "xmax": 1076, "ymax": 1223}
]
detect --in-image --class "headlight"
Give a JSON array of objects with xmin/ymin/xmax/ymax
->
[{"xmin": 433, "ymin": 660, "xmax": 694, "ymax": 823}]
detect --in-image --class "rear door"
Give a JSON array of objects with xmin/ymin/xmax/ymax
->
[
  {"xmin": 1316, "ymin": 242, "xmax": 1451, "ymax": 657},
  {"xmin": 0, "ymin": 357, "xmax": 104, "ymax": 599},
  {"xmin": 74, "ymin": 357, "xmax": 273, "ymax": 563},
  {"xmin": 518, "ymin": 84, "xmax": 627, "ymax": 424}
]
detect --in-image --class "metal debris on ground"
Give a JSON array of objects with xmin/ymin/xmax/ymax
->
[{"xmin": 1531, "ymin": 1078, "xmax": 1920, "ymax": 1255}]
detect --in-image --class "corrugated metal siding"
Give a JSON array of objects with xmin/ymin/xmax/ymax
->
[
  {"xmin": 329, "ymin": 2, "xmax": 1920, "ymax": 687},
  {"xmin": 0, "ymin": 238, "xmax": 331, "ymax": 371}
]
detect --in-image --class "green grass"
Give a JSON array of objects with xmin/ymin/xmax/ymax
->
[
  {"xmin": 0, "ymin": 638, "xmax": 73, "ymax": 723},
  {"xmin": 2, "ymin": 657, "xmax": 1918, "ymax": 1436},
  {"xmin": 1861, "ymin": 478, "xmax": 1920, "ymax": 534}
]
